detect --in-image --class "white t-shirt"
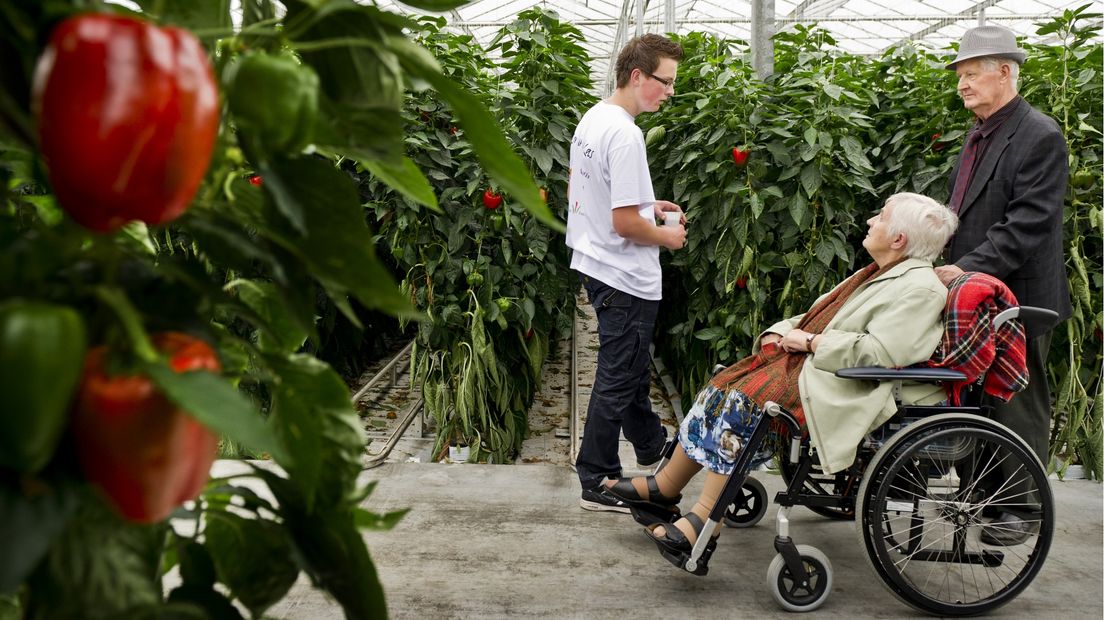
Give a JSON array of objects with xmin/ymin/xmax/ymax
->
[{"xmin": 565, "ymin": 101, "xmax": 661, "ymax": 300}]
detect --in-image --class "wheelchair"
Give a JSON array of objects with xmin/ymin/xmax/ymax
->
[{"xmin": 652, "ymin": 305, "xmax": 1058, "ymax": 616}]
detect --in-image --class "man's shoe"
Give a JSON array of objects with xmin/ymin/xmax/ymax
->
[
  {"xmin": 636, "ymin": 439, "xmax": 671, "ymax": 468},
  {"xmin": 580, "ymin": 487, "xmax": 631, "ymax": 513},
  {"xmin": 980, "ymin": 512, "xmax": 1034, "ymax": 546},
  {"xmin": 636, "ymin": 450, "xmax": 664, "ymax": 468}
]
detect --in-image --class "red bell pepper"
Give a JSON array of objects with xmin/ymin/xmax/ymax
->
[
  {"xmin": 482, "ymin": 189, "xmax": 503, "ymax": 210},
  {"xmin": 32, "ymin": 13, "xmax": 219, "ymax": 233},
  {"xmin": 72, "ymin": 332, "xmax": 221, "ymax": 523},
  {"xmin": 732, "ymin": 146, "xmax": 750, "ymax": 166}
]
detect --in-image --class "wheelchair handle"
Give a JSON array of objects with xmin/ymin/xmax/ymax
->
[{"xmin": 994, "ymin": 306, "xmax": 1059, "ymax": 336}]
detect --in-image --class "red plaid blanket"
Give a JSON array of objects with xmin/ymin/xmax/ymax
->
[{"xmin": 924, "ymin": 272, "xmax": 1029, "ymax": 405}]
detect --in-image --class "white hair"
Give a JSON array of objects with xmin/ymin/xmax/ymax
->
[
  {"xmin": 884, "ymin": 193, "xmax": 959, "ymax": 262},
  {"xmin": 980, "ymin": 56, "xmax": 1020, "ymax": 92}
]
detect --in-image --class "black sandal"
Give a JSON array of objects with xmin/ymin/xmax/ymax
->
[
  {"xmin": 645, "ymin": 513, "xmax": 718, "ymax": 576},
  {"xmin": 606, "ymin": 476, "xmax": 682, "ymax": 506},
  {"xmin": 630, "ymin": 500, "xmax": 681, "ymax": 528}
]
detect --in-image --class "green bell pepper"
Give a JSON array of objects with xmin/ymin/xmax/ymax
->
[
  {"xmin": 225, "ymin": 52, "xmax": 320, "ymax": 155},
  {"xmin": 0, "ymin": 301, "xmax": 87, "ymax": 473}
]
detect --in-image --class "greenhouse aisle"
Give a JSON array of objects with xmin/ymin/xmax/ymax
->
[
  {"xmin": 258, "ymin": 462, "xmax": 1103, "ymax": 619},
  {"xmin": 252, "ymin": 292, "xmax": 1103, "ymax": 619}
]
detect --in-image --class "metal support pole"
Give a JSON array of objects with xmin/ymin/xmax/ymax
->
[
  {"xmin": 635, "ymin": 0, "xmax": 645, "ymax": 37},
  {"xmin": 751, "ymin": 0, "xmax": 776, "ymax": 80},
  {"xmin": 665, "ymin": 0, "xmax": 675, "ymax": 34},
  {"xmin": 978, "ymin": 8, "xmax": 986, "ymax": 26}
]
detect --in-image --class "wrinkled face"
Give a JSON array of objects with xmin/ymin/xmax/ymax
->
[
  {"xmin": 636, "ymin": 57, "xmax": 677, "ymax": 114},
  {"xmin": 955, "ymin": 58, "xmax": 1011, "ymax": 119},
  {"xmin": 863, "ymin": 203, "xmax": 898, "ymax": 261}
]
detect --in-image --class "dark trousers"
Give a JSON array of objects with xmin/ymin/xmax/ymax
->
[
  {"xmin": 576, "ymin": 275, "xmax": 666, "ymax": 489},
  {"xmin": 979, "ymin": 332, "xmax": 1053, "ymax": 510}
]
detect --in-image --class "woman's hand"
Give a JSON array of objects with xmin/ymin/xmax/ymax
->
[
  {"xmin": 781, "ymin": 329, "xmax": 817, "ymax": 354},
  {"xmin": 761, "ymin": 333, "xmax": 782, "ymax": 346}
]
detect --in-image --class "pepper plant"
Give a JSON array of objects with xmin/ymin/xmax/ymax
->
[
  {"xmin": 1020, "ymin": 6, "xmax": 1103, "ymax": 479},
  {"xmin": 0, "ymin": 0, "xmax": 553, "ymax": 617},
  {"xmin": 358, "ymin": 8, "xmax": 594, "ymax": 463}
]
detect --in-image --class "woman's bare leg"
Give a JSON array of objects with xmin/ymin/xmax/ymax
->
[
  {"xmin": 604, "ymin": 444, "xmax": 701, "ymax": 499},
  {"xmin": 650, "ymin": 470, "xmax": 726, "ymax": 542}
]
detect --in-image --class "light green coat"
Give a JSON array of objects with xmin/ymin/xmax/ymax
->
[{"xmin": 758, "ymin": 258, "xmax": 947, "ymax": 474}]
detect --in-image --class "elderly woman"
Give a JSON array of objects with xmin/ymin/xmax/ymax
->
[{"xmin": 603, "ymin": 192, "xmax": 959, "ymax": 573}]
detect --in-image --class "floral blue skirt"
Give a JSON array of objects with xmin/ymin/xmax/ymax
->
[{"xmin": 679, "ymin": 384, "xmax": 774, "ymax": 475}]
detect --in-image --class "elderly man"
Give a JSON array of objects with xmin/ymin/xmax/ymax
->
[{"xmin": 939, "ymin": 25, "xmax": 1070, "ymax": 546}]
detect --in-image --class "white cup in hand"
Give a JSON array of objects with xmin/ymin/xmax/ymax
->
[{"xmin": 663, "ymin": 212, "xmax": 680, "ymax": 227}]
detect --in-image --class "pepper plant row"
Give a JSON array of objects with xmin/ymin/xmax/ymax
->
[{"xmin": 354, "ymin": 8, "xmax": 594, "ymax": 463}]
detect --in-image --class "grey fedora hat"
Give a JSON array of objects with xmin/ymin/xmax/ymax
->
[{"xmin": 946, "ymin": 25, "xmax": 1026, "ymax": 69}]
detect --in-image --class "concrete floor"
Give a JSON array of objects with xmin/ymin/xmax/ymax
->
[{"xmin": 265, "ymin": 462, "xmax": 1103, "ymax": 619}]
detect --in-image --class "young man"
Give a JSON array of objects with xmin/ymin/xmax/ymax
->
[
  {"xmin": 939, "ymin": 25, "xmax": 1070, "ymax": 546},
  {"xmin": 566, "ymin": 34, "xmax": 687, "ymax": 512}
]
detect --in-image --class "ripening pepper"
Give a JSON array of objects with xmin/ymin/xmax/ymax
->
[
  {"xmin": 482, "ymin": 189, "xmax": 503, "ymax": 210},
  {"xmin": 0, "ymin": 301, "xmax": 87, "ymax": 473},
  {"xmin": 72, "ymin": 332, "xmax": 221, "ymax": 523},
  {"xmin": 732, "ymin": 147, "xmax": 750, "ymax": 166},
  {"xmin": 225, "ymin": 52, "xmax": 320, "ymax": 155},
  {"xmin": 32, "ymin": 13, "xmax": 219, "ymax": 233}
]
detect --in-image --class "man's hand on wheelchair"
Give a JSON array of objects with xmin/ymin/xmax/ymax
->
[{"xmin": 935, "ymin": 264, "xmax": 965, "ymax": 285}]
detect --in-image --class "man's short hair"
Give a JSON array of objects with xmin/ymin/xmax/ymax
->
[
  {"xmin": 884, "ymin": 192, "xmax": 959, "ymax": 262},
  {"xmin": 979, "ymin": 56, "xmax": 1021, "ymax": 91},
  {"xmin": 614, "ymin": 34, "xmax": 684, "ymax": 89}
]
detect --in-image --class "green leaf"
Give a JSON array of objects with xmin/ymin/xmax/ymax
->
[
  {"xmin": 800, "ymin": 163, "xmax": 823, "ymax": 197},
  {"xmin": 145, "ymin": 365, "xmax": 287, "ymax": 462},
  {"xmin": 396, "ymin": 0, "xmax": 471, "ymax": 10},
  {"xmin": 227, "ymin": 279, "xmax": 309, "ymax": 355},
  {"xmin": 204, "ymin": 513, "xmax": 300, "ymax": 617},
  {"xmin": 787, "ymin": 192, "xmax": 807, "ymax": 227},
  {"xmin": 134, "ymin": 0, "xmax": 231, "ymax": 31},
  {"xmin": 266, "ymin": 354, "xmax": 365, "ymax": 509},
  {"xmin": 250, "ymin": 470, "xmax": 388, "ymax": 619},
  {"xmin": 694, "ymin": 326, "xmax": 725, "ymax": 341},
  {"xmin": 24, "ymin": 494, "xmax": 165, "ymax": 617},
  {"xmin": 803, "ymin": 127, "xmax": 818, "ymax": 147},
  {"xmin": 263, "ymin": 155, "xmax": 413, "ymax": 316},
  {"xmin": 362, "ymin": 156, "xmax": 440, "ymax": 211},
  {"xmin": 0, "ymin": 475, "xmax": 81, "ymax": 592},
  {"xmin": 353, "ymin": 506, "xmax": 410, "ymax": 531}
]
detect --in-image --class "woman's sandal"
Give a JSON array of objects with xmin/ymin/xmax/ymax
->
[
  {"xmin": 606, "ymin": 476, "xmax": 682, "ymax": 506},
  {"xmin": 630, "ymin": 500, "xmax": 681, "ymax": 528},
  {"xmin": 644, "ymin": 512, "xmax": 718, "ymax": 576}
]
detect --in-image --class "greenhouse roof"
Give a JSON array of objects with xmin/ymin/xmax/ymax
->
[{"xmin": 373, "ymin": 0, "xmax": 1102, "ymax": 92}]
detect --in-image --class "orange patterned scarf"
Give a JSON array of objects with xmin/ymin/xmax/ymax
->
[{"xmin": 709, "ymin": 260, "xmax": 903, "ymax": 425}]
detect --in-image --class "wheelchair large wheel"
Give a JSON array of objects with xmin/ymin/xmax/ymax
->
[
  {"xmin": 778, "ymin": 427, "xmax": 860, "ymax": 520},
  {"xmin": 855, "ymin": 413, "xmax": 1053, "ymax": 616}
]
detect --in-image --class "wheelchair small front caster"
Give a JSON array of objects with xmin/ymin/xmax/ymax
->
[
  {"xmin": 766, "ymin": 544, "xmax": 833, "ymax": 612},
  {"xmin": 723, "ymin": 476, "xmax": 768, "ymax": 528}
]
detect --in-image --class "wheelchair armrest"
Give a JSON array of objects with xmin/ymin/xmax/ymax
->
[{"xmin": 835, "ymin": 366, "xmax": 968, "ymax": 382}]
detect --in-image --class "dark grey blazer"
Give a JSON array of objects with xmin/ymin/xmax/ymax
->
[{"xmin": 946, "ymin": 98, "xmax": 1072, "ymax": 328}]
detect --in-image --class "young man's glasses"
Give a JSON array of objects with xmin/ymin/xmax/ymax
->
[{"xmin": 644, "ymin": 72, "xmax": 675, "ymax": 89}]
